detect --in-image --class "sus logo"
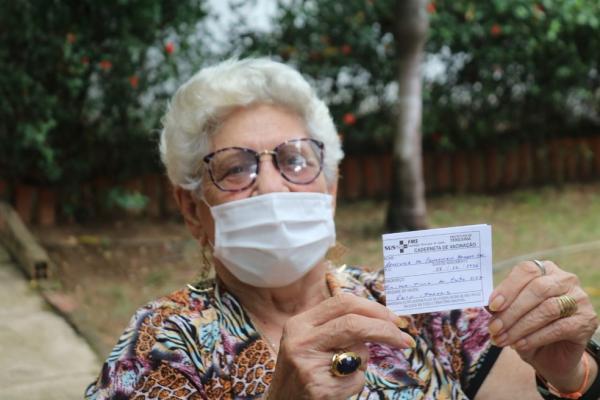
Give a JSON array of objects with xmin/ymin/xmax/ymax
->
[{"xmin": 399, "ymin": 240, "xmax": 409, "ymax": 253}]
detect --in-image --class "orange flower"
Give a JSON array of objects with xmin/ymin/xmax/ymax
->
[
  {"xmin": 99, "ymin": 60, "xmax": 113, "ymax": 72},
  {"xmin": 343, "ymin": 113, "xmax": 357, "ymax": 125},
  {"xmin": 164, "ymin": 42, "xmax": 175, "ymax": 55},
  {"xmin": 66, "ymin": 32, "xmax": 76, "ymax": 44},
  {"xmin": 426, "ymin": 2, "xmax": 436, "ymax": 14},
  {"xmin": 490, "ymin": 24, "xmax": 502, "ymax": 37},
  {"xmin": 341, "ymin": 44, "xmax": 352, "ymax": 55},
  {"xmin": 129, "ymin": 75, "xmax": 139, "ymax": 89}
]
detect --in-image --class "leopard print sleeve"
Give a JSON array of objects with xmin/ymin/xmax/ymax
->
[
  {"xmin": 84, "ymin": 305, "xmax": 157, "ymax": 399},
  {"xmin": 84, "ymin": 289, "xmax": 209, "ymax": 400}
]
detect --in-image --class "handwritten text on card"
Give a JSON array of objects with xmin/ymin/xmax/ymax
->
[{"xmin": 382, "ymin": 224, "xmax": 493, "ymax": 315}]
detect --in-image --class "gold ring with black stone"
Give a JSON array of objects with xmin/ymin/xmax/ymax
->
[{"xmin": 331, "ymin": 351, "xmax": 362, "ymax": 377}]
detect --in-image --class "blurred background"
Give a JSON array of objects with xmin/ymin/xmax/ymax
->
[{"xmin": 1, "ymin": 0, "xmax": 599, "ymax": 362}]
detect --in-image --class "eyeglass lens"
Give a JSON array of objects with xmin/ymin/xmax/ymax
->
[{"xmin": 207, "ymin": 139, "xmax": 323, "ymax": 191}]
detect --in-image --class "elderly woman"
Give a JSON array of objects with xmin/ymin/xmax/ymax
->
[{"xmin": 85, "ymin": 58, "xmax": 599, "ymax": 399}]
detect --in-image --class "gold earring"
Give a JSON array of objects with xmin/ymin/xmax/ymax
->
[
  {"xmin": 201, "ymin": 245, "xmax": 213, "ymax": 275},
  {"xmin": 188, "ymin": 245, "xmax": 215, "ymax": 292}
]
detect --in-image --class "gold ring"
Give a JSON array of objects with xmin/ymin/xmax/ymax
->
[
  {"xmin": 532, "ymin": 259, "xmax": 546, "ymax": 276},
  {"xmin": 556, "ymin": 295, "xmax": 578, "ymax": 318},
  {"xmin": 331, "ymin": 351, "xmax": 362, "ymax": 377}
]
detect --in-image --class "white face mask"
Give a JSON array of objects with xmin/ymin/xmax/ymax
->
[{"xmin": 208, "ymin": 192, "xmax": 336, "ymax": 288}]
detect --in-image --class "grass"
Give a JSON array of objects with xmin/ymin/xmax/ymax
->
[{"xmin": 41, "ymin": 182, "xmax": 600, "ymax": 359}]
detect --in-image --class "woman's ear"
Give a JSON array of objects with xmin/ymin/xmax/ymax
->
[{"xmin": 173, "ymin": 186, "xmax": 207, "ymax": 243}]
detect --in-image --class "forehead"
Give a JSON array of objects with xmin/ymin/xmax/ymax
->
[{"xmin": 210, "ymin": 104, "xmax": 309, "ymax": 151}]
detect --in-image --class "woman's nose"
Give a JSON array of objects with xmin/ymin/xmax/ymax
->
[{"xmin": 252, "ymin": 153, "xmax": 290, "ymax": 195}]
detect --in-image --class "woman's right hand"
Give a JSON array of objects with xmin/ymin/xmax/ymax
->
[{"xmin": 266, "ymin": 293, "xmax": 415, "ymax": 399}]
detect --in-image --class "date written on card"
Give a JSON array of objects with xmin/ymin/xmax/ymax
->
[{"xmin": 382, "ymin": 224, "xmax": 493, "ymax": 315}]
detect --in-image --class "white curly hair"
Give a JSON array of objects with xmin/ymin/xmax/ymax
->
[{"xmin": 159, "ymin": 58, "xmax": 344, "ymax": 193}]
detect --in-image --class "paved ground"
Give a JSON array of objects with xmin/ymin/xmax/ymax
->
[{"xmin": 0, "ymin": 244, "xmax": 100, "ymax": 400}]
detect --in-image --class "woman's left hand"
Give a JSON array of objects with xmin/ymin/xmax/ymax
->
[{"xmin": 488, "ymin": 260, "xmax": 599, "ymax": 391}]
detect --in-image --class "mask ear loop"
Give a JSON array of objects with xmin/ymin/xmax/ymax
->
[{"xmin": 196, "ymin": 191, "xmax": 217, "ymax": 248}]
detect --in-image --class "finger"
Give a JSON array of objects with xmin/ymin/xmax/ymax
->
[
  {"xmin": 510, "ymin": 289, "xmax": 597, "ymax": 351},
  {"xmin": 314, "ymin": 313, "xmax": 415, "ymax": 351},
  {"xmin": 299, "ymin": 293, "xmax": 402, "ymax": 327},
  {"xmin": 488, "ymin": 273, "xmax": 571, "ymax": 340},
  {"xmin": 510, "ymin": 314, "xmax": 590, "ymax": 353},
  {"xmin": 272, "ymin": 347, "xmax": 367, "ymax": 400},
  {"xmin": 353, "ymin": 344, "xmax": 370, "ymax": 372},
  {"xmin": 488, "ymin": 260, "xmax": 558, "ymax": 313},
  {"xmin": 490, "ymin": 289, "xmax": 578, "ymax": 346}
]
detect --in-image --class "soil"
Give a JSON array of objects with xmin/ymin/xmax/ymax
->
[{"xmin": 33, "ymin": 217, "xmax": 209, "ymax": 359}]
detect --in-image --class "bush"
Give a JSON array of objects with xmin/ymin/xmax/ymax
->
[
  {"xmin": 425, "ymin": 0, "xmax": 600, "ymax": 150},
  {"xmin": 0, "ymin": 0, "xmax": 208, "ymax": 185}
]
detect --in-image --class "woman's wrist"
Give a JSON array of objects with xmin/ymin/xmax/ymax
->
[
  {"xmin": 580, "ymin": 354, "xmax": 599, "ymax": 396},
  {"xmin": 537, "ymin": 351, "xmax": 599, "ymax": 399},
  {"xmin": 545, "ymin": 353, "xmax": 592, "ymax": 393}
]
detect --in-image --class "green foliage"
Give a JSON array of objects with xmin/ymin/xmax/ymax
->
[
  {"xmin": 233, "ymin": 0, "xmax": 600, "ymax": 152},
  {"xmin": 106, "ymin": 187, "xmax": 149, "ymax": 213},
  {"xmin": 0, "ymin": 0, "xmax": 207, "ymax": 184},
  {"xmin": 425, "ymin": 0, "xmax": 600, "ymax": 150}
]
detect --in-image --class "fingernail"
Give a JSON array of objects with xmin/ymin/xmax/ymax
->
[
  {"xmin": 405, "ymin": 336, "xmax": 417, "ymax": 348},
  {"xmin": 488, "ymin": 318, "xmax": 504, "ymax": 336},
  {"xmin": 489, "ymin": 295, "xmax": 505, "ymax": 312},
  {"xmin": 395, "ymin": 316, "xmax": 409, "ymax": 329},
  {"xmin": 491, "ymin": 333, "xmax": 508, "ymax": 347}
]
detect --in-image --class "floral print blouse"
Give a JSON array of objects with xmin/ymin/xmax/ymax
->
[{"xmin": 85, "ymin": 265, "xmax": 501, "ymax": 399}]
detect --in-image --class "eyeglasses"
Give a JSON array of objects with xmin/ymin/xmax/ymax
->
[{"xmin": 203, "ymin": 138, "xmax": 325, "ymax": 192}]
